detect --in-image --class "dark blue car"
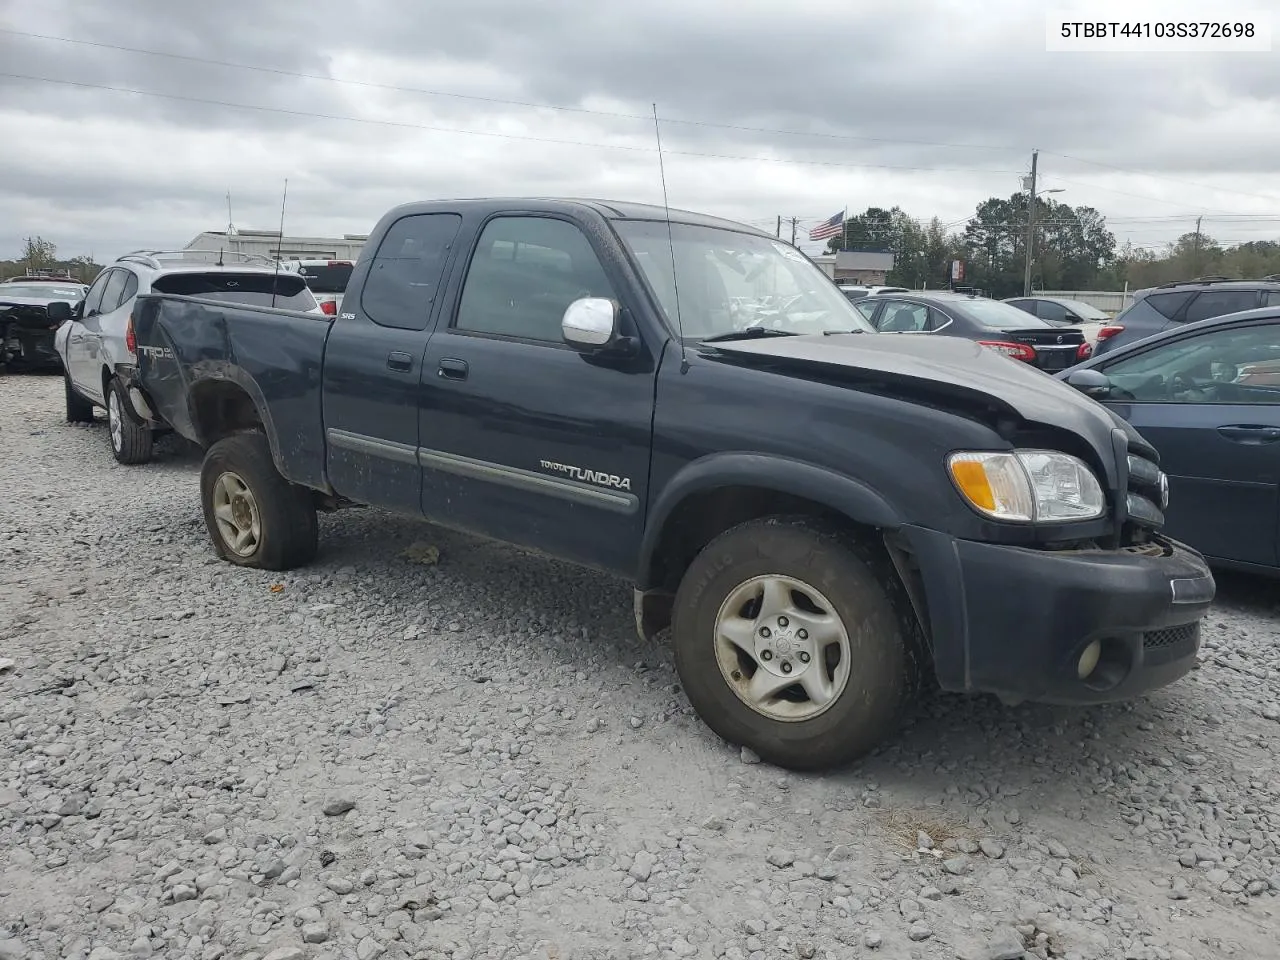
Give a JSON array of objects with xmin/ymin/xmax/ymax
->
[{"xmin": 1059, "ymin": 307, "xmax": 1280, "ymax": 575}]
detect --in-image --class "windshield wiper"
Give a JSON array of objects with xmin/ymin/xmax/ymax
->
[
  {"xmin": 701, "ymin": 326, "xmax": 800, "ymax": 343},
  {"xmin": 822, "ymin": 328, "xmax": 867, "ymax": 335}
]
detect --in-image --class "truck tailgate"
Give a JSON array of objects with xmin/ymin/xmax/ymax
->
[{"xmin": 132, "ymin": 293, "xmax": 335, "ymax": 489}]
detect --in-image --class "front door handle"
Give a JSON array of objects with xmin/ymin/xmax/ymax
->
[
  {"xmin": 387, "ymin": 351, "xmax": 413, "ymax": 372},
  {"xmin": 1217, "ymin": 424, "xmax": 1280, "ymax": 445},
  {"xmin": 438, "ymin": 358, "xmax": 469, "ymax": 381}
]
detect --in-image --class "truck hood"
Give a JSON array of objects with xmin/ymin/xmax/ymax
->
[{"xmin": 708, "ymin": 332, "xmax": 1154, "ymax": 464}]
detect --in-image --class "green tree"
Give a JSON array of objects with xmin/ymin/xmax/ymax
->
[{"xmin": 21, "ymin": 236, "xmax": 58, "ymax": 271}]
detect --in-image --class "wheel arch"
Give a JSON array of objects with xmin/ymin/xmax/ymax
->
[{"xmin": 634, "ymin": 454, "xmax": 921, "ymax": 642}]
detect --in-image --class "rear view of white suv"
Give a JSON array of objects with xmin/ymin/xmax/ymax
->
[{"xmin": 54, "ymin": 251, "xmax": 322, "ymax": 464}]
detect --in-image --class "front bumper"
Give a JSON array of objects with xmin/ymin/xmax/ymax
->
[
  {"xmin": 1, "ymin": 325, "xmax": 60, "ymax": 369},
  {"xmin": 900, "ymin": 525, "xmax": 1214, "ymax": 705}
]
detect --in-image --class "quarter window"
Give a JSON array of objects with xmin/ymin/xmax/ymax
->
[
  {"xmin": 361, "ymin": 213, "xmax": 463, "ymax": 331},
  {"xmin": 1183, "ymin": 290, "xmax": 1260, "ymax": 323}
]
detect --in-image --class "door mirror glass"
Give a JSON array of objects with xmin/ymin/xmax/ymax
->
[
  {"xmin": 562, "ymin": 297, "xmax": 618, "ymax": 348},
  {"xmin": 46, "ymin": 300, "xmax": 74, "ymax": 323},
  {"xmin": 1064, "ymin": 367, "xmax": 1114, "ymax": 399}
]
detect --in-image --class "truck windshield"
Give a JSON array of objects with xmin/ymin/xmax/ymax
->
[{"xmin": 613, "ymin": 221, "xmax": 875, "ymax": 338}]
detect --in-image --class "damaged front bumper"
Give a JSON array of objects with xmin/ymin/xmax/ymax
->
[{"xmin": 1, "ymin": 308, "xmax": 63, "ymax": 370}]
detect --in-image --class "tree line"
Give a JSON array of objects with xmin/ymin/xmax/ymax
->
[
  {"xmin": 1, "ymin": 237, "xmax": 103, "ymax": 282},
  {"xmin": 825, "ymin": 196, "xmax": 1280, "ymax": 299}
]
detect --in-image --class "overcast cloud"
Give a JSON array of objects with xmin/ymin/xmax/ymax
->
[{"xmin": 1, "ymin": 0, "xmax": 1278, "ymax": 262}]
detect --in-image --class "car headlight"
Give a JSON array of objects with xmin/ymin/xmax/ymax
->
[{"xmin": 947, "ymin": 449, "xmax": 1106, "ymax": 522}]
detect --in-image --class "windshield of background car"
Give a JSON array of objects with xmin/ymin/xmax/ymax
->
[
  {"xmin": 296, "ymin": 262, "xmax": 353, "ymax": 293},
  {"xmin": 613, "ymin": 220, "xmax": 876, "ymax": 337},
  {"xmin": 955, "ymin": 298, "xmax": 1054, "ymax": 330},
  {"xmin": 151, "ymin": 272, "xmax": 319, "ymax": 311},
  {"xmin": 0, "ymin": 284, "xmax": 85, "ymax": 300},
  {"xmin": 1059, "ymin": 300, "xmax": 1109, "ymax": 320}
]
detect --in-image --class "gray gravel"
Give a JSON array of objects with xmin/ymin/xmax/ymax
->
[{"xmin": 2, "ymin": 372, "xmax": 1279, "ymax": 960}]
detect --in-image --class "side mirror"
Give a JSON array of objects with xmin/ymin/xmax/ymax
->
[
  {"xmin": 46, "ymin": 301, "xmax": 73, "ymax": 323},
  {"xmin": 562, "ymin": 297, "xmax": 620, "ymax": 350},
  {"xmin": 1065, "ymin": 367, "xmax": 1114, "ymax": 399}
]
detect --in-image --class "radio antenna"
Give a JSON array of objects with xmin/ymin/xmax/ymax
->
[
  {"xmin": 270, "ymin": 178, "xmax": 288, "ymax": 309},
  {"xmin": 652, "ymin": 103, "xmax": 688, "ymax": 373}
]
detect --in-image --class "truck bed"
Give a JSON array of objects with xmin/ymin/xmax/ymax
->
[{"xmin": 131, "ymin": 293, "xmax": 335, "ymax": 490}]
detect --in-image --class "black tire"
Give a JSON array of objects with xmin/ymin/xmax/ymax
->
[
  {"xmin": 200, "ymin": 432, "xmax": 318, "ymax": 570},
  {"xmin": 105, "ymin": 377, "xmax": 154, "ymax": 464},
  {"xmin": 671, "ymin": 516, "xmax": 922, "ymax": 771},
  {"xmin": 64, "ymin": 372, "xmax": 95, "ymax": 423}
]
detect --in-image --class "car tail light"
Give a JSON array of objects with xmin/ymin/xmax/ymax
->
[
  {"xmin": 977, "ymin": 340, "xmax": 1036, "ymax": 362},
  {"xmin": 125, "ymin": 315, "xmax": 136, "ymax": 353},
  {"xmin": 320, "ymin": 300, "xmax": 337, "ymax": 315},
  {"xmin": 1096, "ymin": 325, "xmax": 1124, "ymax": 340},
  {"xmin": 1077, "ymin": 342, "xmax": 1093, "ymax": 361}
]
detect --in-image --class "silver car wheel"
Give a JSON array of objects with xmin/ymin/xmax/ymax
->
[
  {"xmin": 107, "ymin": 389, "xmax": 123, "ymax": 452},
  {"xmin": 211, "ymin": 471, "xmax": 262, "ymax": 557},
  {"xmin": 713, "ymin": 574, "xmax": 852, "ymax": 723}
]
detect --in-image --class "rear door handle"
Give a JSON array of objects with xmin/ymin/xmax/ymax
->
[
  {"xmin": 438, "ymin": 358, "xmax": 469, "ymax": 381},
  {"xmin": 387, "ymin": 351, "xmax": 413, "ymax": 372},
  {"xmin": 1217, "ymin": 424, "xmax": 1280, "ymax": 444}
]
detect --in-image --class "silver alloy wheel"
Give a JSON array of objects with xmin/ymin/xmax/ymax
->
[
  {"xmin": 211, "ymin": 471, "xmax": 262, "ymax": 557},
  {"xmin": 107, "ymin": 389, "xmax": 123, "ymax": 452},
  {"xmin": 713, "ymin": 574, "xmax": 852, "ymax": 722}
]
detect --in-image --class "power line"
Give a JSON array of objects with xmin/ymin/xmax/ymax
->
[
  {"xmin": 0, "ymin": 28, "xmax": 1019, "ymax": 155},
  {"xmin": 1042, "ymin": 149, "xmax": 1280, "ymax": 205},
  {"xmin": 0, "ymin": 72, "xmax": 1028, "ymax": 177}
]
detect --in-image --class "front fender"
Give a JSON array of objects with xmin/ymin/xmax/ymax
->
[{"xmin": 637, "ymin": 452, "xmax": 903, "ymax": 588}]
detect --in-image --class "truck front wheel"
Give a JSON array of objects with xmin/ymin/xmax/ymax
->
[
  {"xmin": 200, "ymin": 432, "xmax": 318, "ymax": 570},
  {"xmin": 671, "ymin": 517, "xmax": 919, "ymax": 771}
]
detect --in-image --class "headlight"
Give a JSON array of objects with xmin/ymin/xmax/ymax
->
[{"xmin": 947, "ymin": 449, "xmax": 1106, "ymax": 522}]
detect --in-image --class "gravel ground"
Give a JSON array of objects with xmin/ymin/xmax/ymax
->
[{"xmin": 2, "ymin": 372, "xmax": 1279, "ymax": 960}]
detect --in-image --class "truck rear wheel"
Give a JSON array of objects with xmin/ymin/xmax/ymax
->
[
  {"xmin": 200, "ymin": 432, "xmax": 318, "ymax": 570},
  {"xmin": 671, "ymin": 517, "xmax": 919, "ymax": 771},
  {"xmin": 106, "ymin": 378, "xmax": 153, "ymax": 464}
]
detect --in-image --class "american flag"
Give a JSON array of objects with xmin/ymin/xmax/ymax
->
[{"xmin": 808, "ymin": 210, "xmax": 845, "ymax": 242}]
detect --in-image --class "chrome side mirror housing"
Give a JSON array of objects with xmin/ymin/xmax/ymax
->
[{"xmin": 562, "ymin": 297, "xmax": 619, "ymax": 349}]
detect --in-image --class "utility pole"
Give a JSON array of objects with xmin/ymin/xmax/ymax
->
[
  {"xmin": 790, "ymin": 217, "xmax": 798, "ymax": 245},
  {"xmin": 1192, "ymin": 216, "xmax": 1203, "ymax": 275},
  {"xmin": 776, "ymin": 215, "xmax": 782, "ymax": 238},
  {"xmin": 1022, "ymin": 149, "xmax": 1038, "ymax": 297}
]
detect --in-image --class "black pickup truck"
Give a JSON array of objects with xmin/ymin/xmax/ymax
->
[{"xmin": 127, "ymin": 198, "xmax": 1215, "ymax": 770}]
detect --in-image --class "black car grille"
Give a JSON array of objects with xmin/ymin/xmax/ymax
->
[
  {"xmin": 1143, "ymin": 622, "xmax": 1199, "ymax": 650},
  {"xmin": 1124, "ymin": 447, "xmax": 1166, "ymax": 531}
]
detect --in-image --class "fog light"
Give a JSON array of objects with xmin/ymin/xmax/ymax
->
[{"xmin": 1077, "ymin": 640, "xmax": 1102, "ymax": 680}]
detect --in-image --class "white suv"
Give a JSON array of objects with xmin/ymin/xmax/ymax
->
[{"xmin": 54, "ymin": 251, "xmax": 322, "ymax": 464}]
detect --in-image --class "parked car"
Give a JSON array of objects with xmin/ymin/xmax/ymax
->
[
  {"xmin": 853, "ymin": 291, "xmax": 1089, "ymax": 372},
  {"xmin": 1003, "ymin": 296, "xmax": 1117, "ymax": 345},
  {"xmin": 279, "ymin": 259, "xmax": 354, "ymax": 315},
  {"xmin": 1059, "ymin": 306, "xmax": 1280, "ymax": 576},
  {"xmin": 0, "ymin": 280, "xmax": 87, "ymax": 371},
  {"xmin": 836, "ymin": 284, "xmax": 909, "ymax": 301},
  {"xmin": 1092, "ymin": 276, "xmax": 1280, "ymax": 358},
  {"xmin": 126, "ymin": 197, "xmax": 1213, "ymax": 771},
  {"xmin": 50, "ymin": 251, "xmax": 323, "ymax": 465}
]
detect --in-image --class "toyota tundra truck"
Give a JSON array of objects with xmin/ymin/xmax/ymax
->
[{"xmin": 123, "ymin": 198, "xmax": 1215, "ymax": 770}]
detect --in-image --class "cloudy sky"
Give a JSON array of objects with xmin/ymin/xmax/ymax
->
[{"xmin": 2, "ymin": 0, "xmax": 1278, "ymax": 263}]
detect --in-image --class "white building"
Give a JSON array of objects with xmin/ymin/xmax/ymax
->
[{"xmin": 185, "ymin": 229, "xmax": 368, "ymax": 262}]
